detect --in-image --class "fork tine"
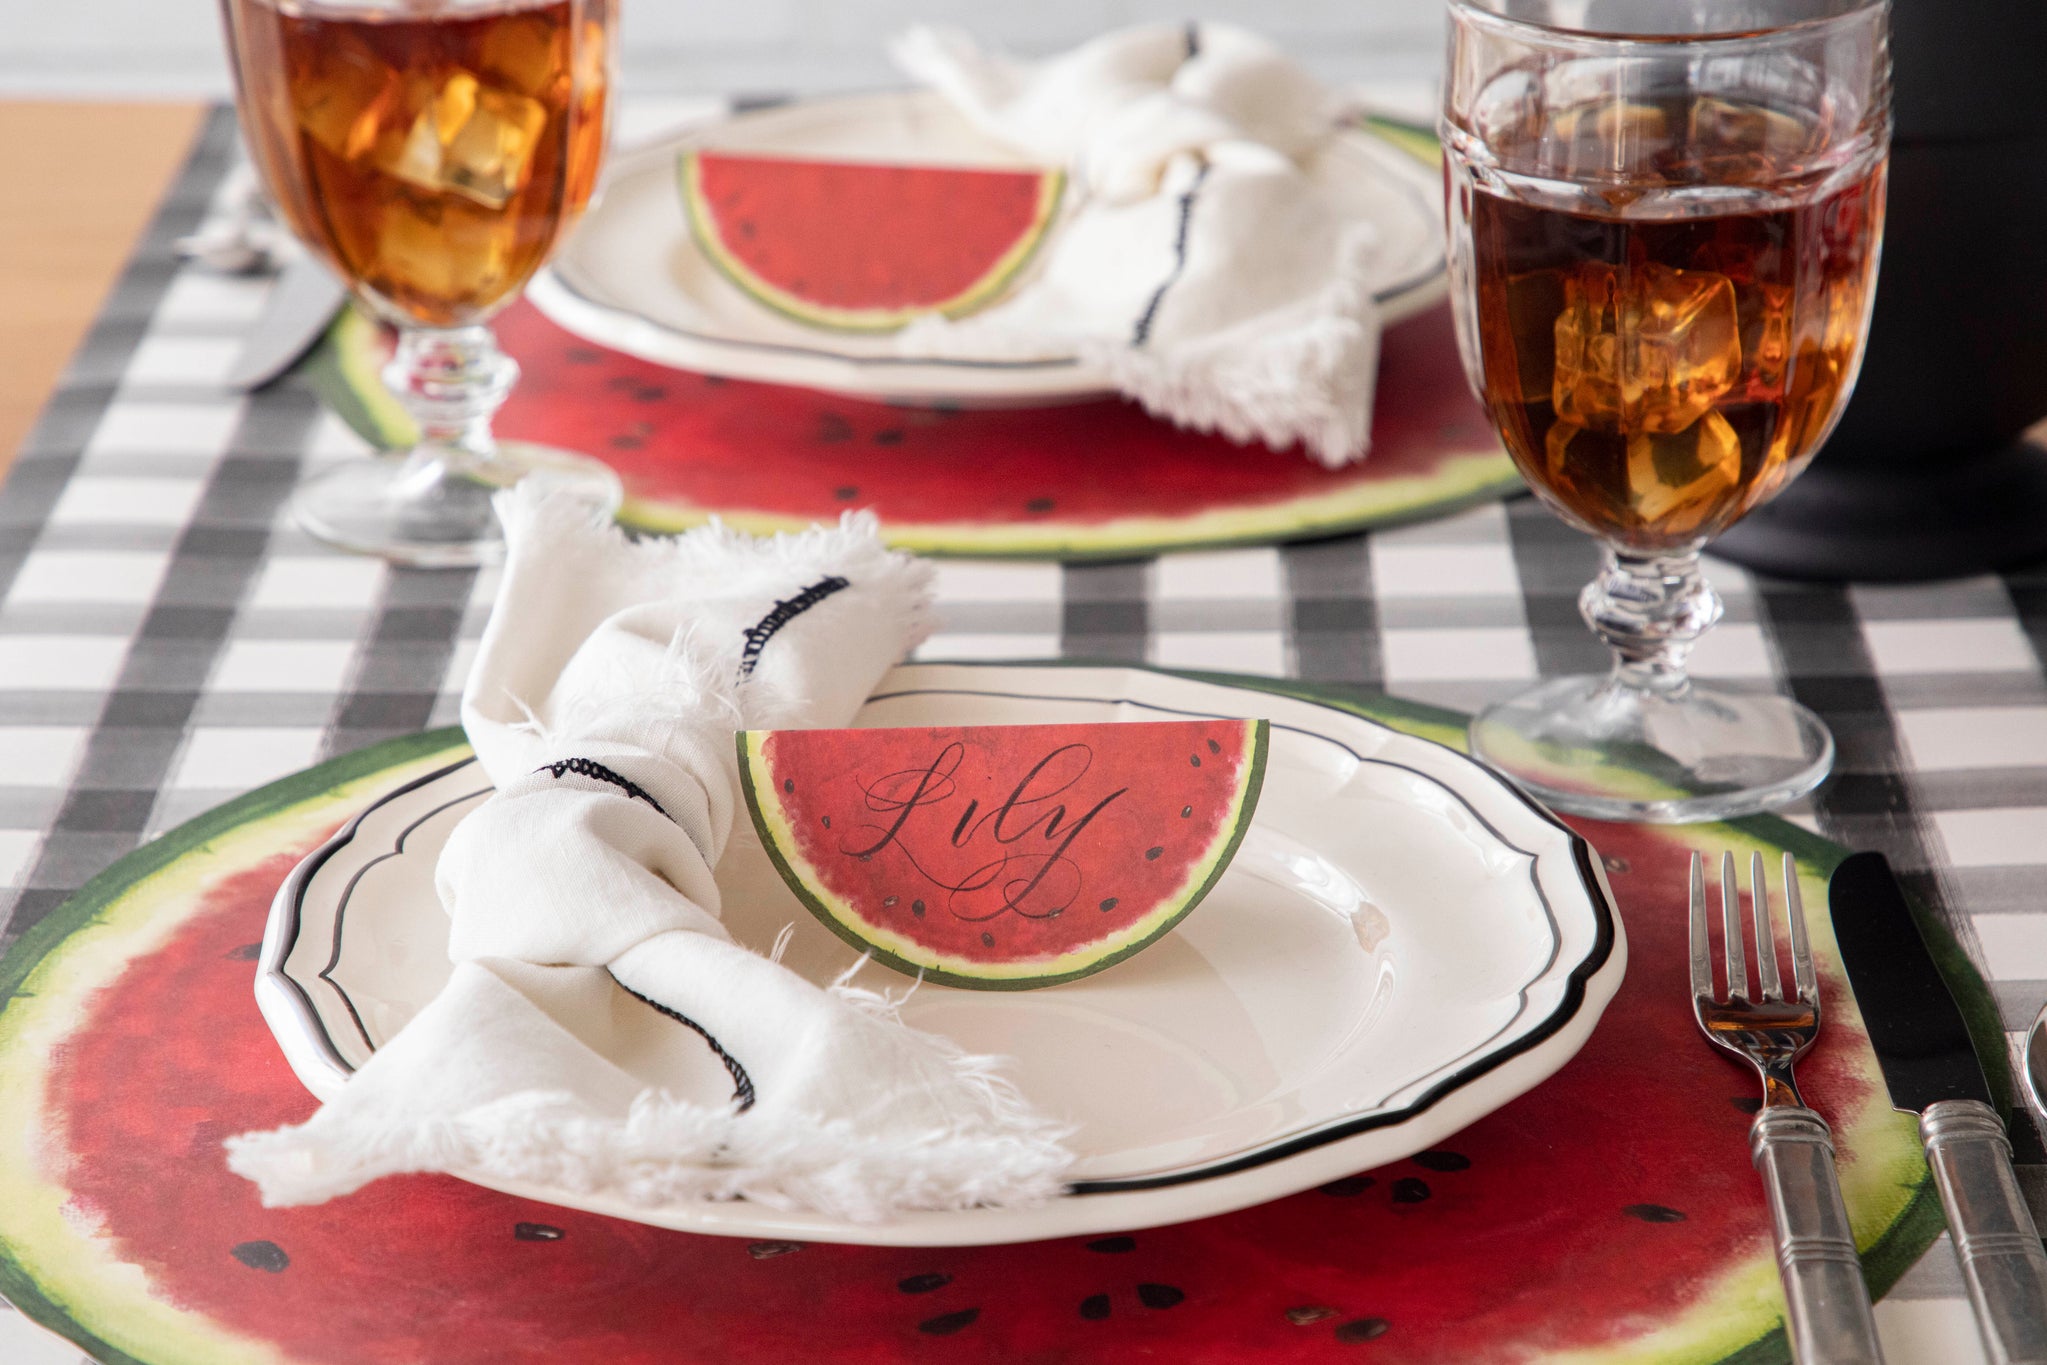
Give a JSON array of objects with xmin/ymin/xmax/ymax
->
[
  {"xmin": 1689, "ymin": 852, "xmax": 1713, "ymax": 998},
  {"xmin": 1784, "ymin": 851, "xmax": 1818, "ymax": 1004},
  {"xmin": 1720, "ymin": 850, "xmax": 1749, "ymax": 1000},
  {"xmin": 1750, "ymin": 850, "xmax": 1783, "ymax": 1002}
]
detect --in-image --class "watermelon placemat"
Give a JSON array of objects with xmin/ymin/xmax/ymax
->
[
  {"xmin": 303, "ymin": 301, "xmax": 1523, "ymax": 560},
  {"xmin": 0, "ymin": 677, "xmax": 1973, "ymax": 1365}
]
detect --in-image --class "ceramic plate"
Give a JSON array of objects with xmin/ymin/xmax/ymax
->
[
  {"xmin": 259, "ymin": 664, "xmax": 1621, "ymax": 1246},
  {"xmin": 531, "ymin": 92, "xmax": 1449, "ymax": 407}
]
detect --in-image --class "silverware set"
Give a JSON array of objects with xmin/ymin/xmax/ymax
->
[{"xmin": 1689, "ymin": 847, "xmax": 2047, "ymax": 1365}]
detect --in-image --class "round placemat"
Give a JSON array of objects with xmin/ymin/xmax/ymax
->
[
  {"xmin": 0, "ymin": 674, "xmax": 1972, "ymax": 1364},
  {"xmin": 304, "ymin": 300, "xmax": 1520, "ymax": 560}
]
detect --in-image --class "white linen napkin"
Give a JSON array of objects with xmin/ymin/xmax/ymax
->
[
  {"xmin": 227, "ymin": 487, "xmax": 1074, "ymax": 1221},
  {"xmin": 892, "ymin": 22, "xmax": 1385, "ymax": 467}
]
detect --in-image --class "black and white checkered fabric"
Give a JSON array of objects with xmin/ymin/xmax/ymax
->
[{"xmin": 2, "ymin": 103, "xmax": 2043, "ymax": 1363}]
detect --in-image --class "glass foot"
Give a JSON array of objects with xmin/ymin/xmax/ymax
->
[
  {"xmin": 1469, "ymin": 675, "xmax": 1833, "ymax": 824},
  {"xmin": 289, "ymin": 442, "xmax": 622, "ymax": 569}
]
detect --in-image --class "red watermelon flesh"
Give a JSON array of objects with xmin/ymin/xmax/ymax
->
[
  {"xmin": 18, "ymin": 745, "xmax": 1932, "ymax": 1365},
  {"xmin": 313, "ymin": 298, "xmax": 1518, "ymax": 556},
  {"xmin": 739, "ymin": 719, "xmax": 1268, "ymax": 988},
  {"xmin": 488, "ymin": 300, "xmax": 1511, "ymax": 549},
  {"xmin": 681, "ymin": 151, "xmax": 1064, "ymax": 331}
]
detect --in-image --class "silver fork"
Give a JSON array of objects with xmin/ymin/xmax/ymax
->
[{"xmin": 1691, "ymin": 850, "xmax": 1886, "ymax": 1365}]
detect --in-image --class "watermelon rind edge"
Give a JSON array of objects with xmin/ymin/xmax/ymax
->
[
  {"xmin": 679, "ymin": 152, "xmax": 1067, "ymax": 335},
  {"xmin": 0, "ymin": 726, "xmax": 470, "ymax": 1365},
  {"xmin": 736, "ymin": 718, "xmax": 1270, "ymax": 990}
]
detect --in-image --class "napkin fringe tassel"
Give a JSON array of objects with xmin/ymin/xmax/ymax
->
[{"xmin": 225, "ymin": 968, "xmax": 1072, "ymax": 1222}]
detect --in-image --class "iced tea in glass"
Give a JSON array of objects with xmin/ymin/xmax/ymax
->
[
  {"xmin": 220, "ymin": 0, "xmax": 621, "ymax": 565},
  {"xmin": 1444, "ymin": 0, "xmax": 1890, "ymax": 823}
]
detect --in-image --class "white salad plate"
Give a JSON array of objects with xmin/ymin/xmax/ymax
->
[
  {"xmin": 530, "ymin": 91, "xmax": 1450, "ymax": 407},
  {"xmin": 259, "ymin": 663, "xmax": 1622, "ymax": 1247}
]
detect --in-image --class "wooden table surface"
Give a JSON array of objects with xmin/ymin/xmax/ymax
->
[{"xmin": 0, "ymin": 101, "xmax": 208, "ymax": 482}]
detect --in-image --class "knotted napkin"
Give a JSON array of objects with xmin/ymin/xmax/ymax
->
[
  {"xmin": 892, "ymin": 22, "xmax": 1386, "ymax": 467},
  {"xmin": 227, "ymin": 488, "xmax": 1074, "ymax": 1220}
]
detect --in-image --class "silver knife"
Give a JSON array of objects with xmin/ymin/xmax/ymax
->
[
  {"xmin": 1831, "ymin": 851, "xmax": 2047, "ymax": 1364},
  {"xmin": 224, "ymin": 254, "xmax": 351, "ymax": 393}
]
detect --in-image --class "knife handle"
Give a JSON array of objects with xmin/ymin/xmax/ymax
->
[
  {"xmin": 1751, "ymin": 1106, "xmax": 1887, "ymax": 1364},
  {"xmin": 1923, "ymin": 1099, "xmax": 2047, "ymax": 1365}
]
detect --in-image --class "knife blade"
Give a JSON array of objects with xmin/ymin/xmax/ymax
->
[
  {"xmin": 1831, "ymin": 851, "xmax": 2047, "ymax": 1365},
  {"xmin": 224, "ymin": 254, "xmax": 350, "ymax": 393}
]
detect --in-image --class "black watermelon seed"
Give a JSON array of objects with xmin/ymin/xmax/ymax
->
[
  {"xmin": 635, "ymin": 386, "xmax": 669, "ymax": 402},
  {"xmin": 1390, "ymin": 1178, "xmax": 1431, "ymax": 1204},
  {"xmin": 513, "ymin": 1222, "xmax": 564, "ymax": 1242},
  {"xmin": 1145, "ymin": 846, "xmax": 1163, "ymax": 860},
  {"xmin": 1320, "ymin": 1176, "xmax": 1374, "ymax": 1197},
  {"xmin": 1413, "ymin": 1150, "xmax": 1470, "ymax": 1172},
  {"xmin": 1099, "ymin": 897, "xmax": 1119, "ymax": 912},
  {"xmin": 566, "ymin": 346, "xmax": 602, "ymax": 363},
  {"xmin": 704, "ymin": 375, "xmax": 727, "ymax": 386},
  {"xmin": 231, "ymin": 1240, "xmax": 289, "ymax": 1272},
  {"xmin": 1603, "ymin": 855, "xmax": 1631, "ymax": 874},
  {"xmin": 1625, "ymin": 1204, "xmax": 1688, "ymax": 1223},
  {"xmin": 1025, "ymin": 497, "xmax": 1056, "ymax": 514},
  {"xmin": 1181, "ymin": 805, "xmax": 1192, "ymax": 818},
  {"xmin": 783, "ymin": 778, "xmax": 794, "ymax": 792},
  {"xmin": 981, "ymin": 932, "xmax": 995, "ymax": 947},
  {"xmin": 821, "ymin": 815, "xmax": 831, "ymax": 828},
  {"xmin": 1287, "ymin": 1306, "xmax": 1339, "ymax": 1326},
  {"xmin": 918, "ymin": 1308, "xmax": 980, "ymax": 1336},
  {"xmin": 873, "ymin": 429, "xmax": 906, "ymax": 446},
  {"xmin": 912, "ymin": 900, "xmax": 927, "ymax": 917},
  {"xmin": 1137, "ymin": 1283, "xmax": 1185, "ymax": 1310},
  {"xmin": 1190, "ymin": 754, "xmax": 1201, "ymax": 766},
  {"xmin": 834, "ymin": 487, "xmax": 859, "ymax": 502},
  {"xmin": 1207, "ymin": 738, "xmax": 1222, "ymax": 754},
  {"xmin": 883, "ymin": 896, "xmax": 899, "ymax": 908},
  {"xmin": 1731, "ymin": 1096, "xmax": 1762, "ymax": 1114},
  {"xmin": 1334, "ymin": 1317, "xmax": 1391, "ymax": 1343},
  {"xmin": 819, "ymin": 414, "xmax": 854, "ymax": 443},
  {"xmin": 227, "ymin": 942, "xmax": 263, "ymax": 960},
  {"xmin": 608, "ymin": 434, "xmax": 644, "ymax": 449},
  {"xmin": 1079, "ymin": 1294, "xmax": 1111, "ymax": 1320},
  {"xmin": 747, "ymin": 1240, "xmax": 803, "ymax": 1259},
  {"xmin": 898, "ymin": 1272, "xmax": 951, "ymax": 1294},
  {"xmin": 1086, "ymin": 1235, "xmax": 1136, "ymax": 1253}
]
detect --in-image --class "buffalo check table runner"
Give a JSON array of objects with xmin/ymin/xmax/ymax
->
[{"xmin": 5, "ymin": 104, "xmax": 2047, "ymax": 1364}]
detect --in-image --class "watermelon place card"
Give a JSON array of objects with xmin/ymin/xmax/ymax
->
[
  {"xmin": 737, "ymin": 718, "xmax": 1269, "ymax": 989},
  {"xmin": 679, "ymin": 151, "xmax": 1064, "ymax": 333}
]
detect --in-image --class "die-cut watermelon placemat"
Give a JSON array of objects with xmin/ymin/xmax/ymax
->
[
  {"xmin": 303, "ymin": 298, "xmax": 1521, "ymax": 561},
  {"xmin": 0, "ymin": 674, "xmax": 1978, "ymax": 1365}
]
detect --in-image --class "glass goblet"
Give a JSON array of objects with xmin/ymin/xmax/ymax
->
[
  {"xmin": 1443, "ymin": 0, "xmax": 1891, "ymax": 822},
  {"xmin": 221, "ymin": 0, "xmax": 623, "ymax": 567}
]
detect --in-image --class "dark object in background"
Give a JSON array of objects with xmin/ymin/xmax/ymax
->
[{"xmin": 1712, "ymin": 0, "xmax": 2047, "ymax": 582}]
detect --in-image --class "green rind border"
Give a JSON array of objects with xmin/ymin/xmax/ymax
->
[
  {"xmin": 0, "ymin": 726, "xmax": 470, "ymax": 1365},
  {"xmin": 0, "ymin": 667, "xmax": 1980, "ymax": 1365},
  {"xmin": 678, "ymin": 152, "xmax": 1067, "ymax": 335},
  {"xmin": 737, "ymin": 719, "xmax": 1269, "ymax": 991}
]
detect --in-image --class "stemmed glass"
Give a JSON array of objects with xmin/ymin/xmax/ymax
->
[
  {"xmin": 1443, "ymin": 0, "xmax": 1890, "ymax": 822},
  {"xmin": 221, "ymin": 0, "xmax": 622, "ymax": 567}
]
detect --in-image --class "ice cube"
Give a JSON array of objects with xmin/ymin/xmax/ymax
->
[
  {"xmin": 1553, "ymin": 262, "xmax": 1741, "ymax": 435},
  {"xmin": 372, "ymin": 196, "xmax": 511, "ymax": 306},
  {"xmin": 294, "ymin": 41, "xmax": 399, "ymax": 162},
  {"xmin": 1627, "ymin": 410, "xmax": 1741, "ymax": 534},
  {"xmin": 1486, "ymin": 269, "xmax": 1567, "ymax": 407},
  {"xmin": 479, "ymin": 13, "xmax": 564, "ymax": 97},
  {"xmin": 380, "ymin": 69, "xmax": 546, "ymax": 209},
  {"xmin": 1739, "ymin": 281, "xmax": 1792, "ymax": 393}
]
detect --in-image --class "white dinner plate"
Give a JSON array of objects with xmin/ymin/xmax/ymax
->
[
  {"xmin": 258, "ymin": 664, "xmax": 1622, "ymax": 1246},
  {"xmin": 531, "ymin": 92, "xmax": 1450, "ymax": 407}
]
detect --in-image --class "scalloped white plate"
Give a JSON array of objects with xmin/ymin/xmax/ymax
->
[
  {"xmin": 259, "ymin": 663, "xmax": 1621, "ymax": 1246},
  {"xmin": 531, "ymin": 91, "xmax": 1449, "ymax": 407}
]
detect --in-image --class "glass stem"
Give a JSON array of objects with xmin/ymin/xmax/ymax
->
[
  {"xmin": 382, "ymin": 325, "xmax": 519, "ymax": 479},
  {"xmin": 1579, "ymin": 547, "xmax": 1723, "ymax": 696}
]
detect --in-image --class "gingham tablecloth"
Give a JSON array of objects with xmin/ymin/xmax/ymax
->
[{"xmin": 3, "ymin": 105, "xmax": 2044, "ymax": 1364}]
